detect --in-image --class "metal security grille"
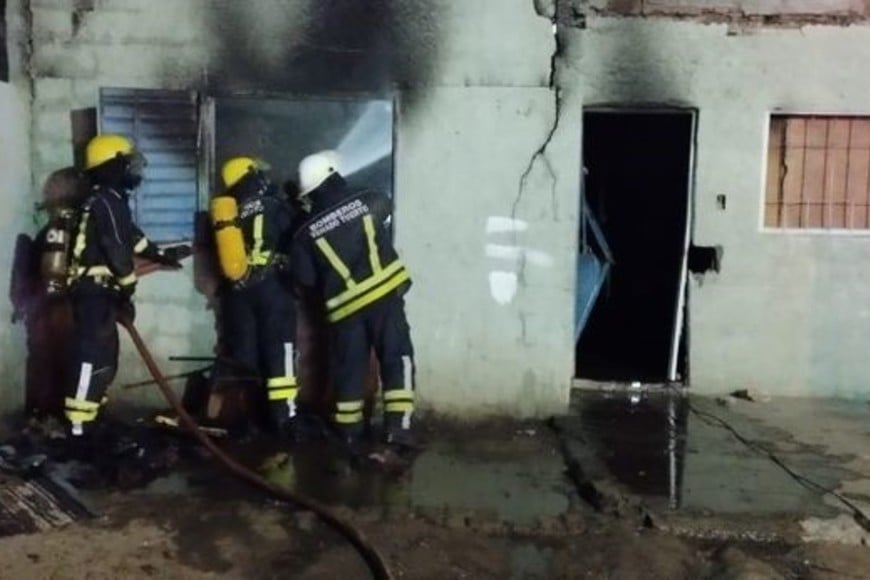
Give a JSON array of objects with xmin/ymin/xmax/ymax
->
[
  {"xmin": 99, "ymin": 88, "xmax": 199, "ymax": 242},
  {"xmin": 766, "ymin": 115, "xmax": 870, "ymax": 230}
]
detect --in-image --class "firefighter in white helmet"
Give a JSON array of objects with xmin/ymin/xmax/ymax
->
[{"xmin": 291, "ymin": 150, "xmax": 416, "ymax": 455}]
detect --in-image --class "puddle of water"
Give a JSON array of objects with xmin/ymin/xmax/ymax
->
[
  {"xmin": 259, "ymin": 442, "xmax": 414, "ymax": 512},
  {"xmin": 567, "ymin": 391, "xmax": 848, "ymax": 517},
  {"xmin": 251, "ymin": 436, "xmax": 572, "ymax": 525},
  {"xmin": 570, "ymin": 391, "xmax": 688, "ymax": 509},
  {"xmin": 408, "ymin": 448, "xmax": 570, "ymax": 524}
]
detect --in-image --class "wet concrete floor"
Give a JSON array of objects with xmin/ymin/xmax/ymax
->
[
  {"xmin": 126, "ymin": 421, "xmax": 582, "ymax": 578},
  {"xmin": 137, "ymin": 419, "xmax": 580, "ymax": 530},
  {"xmin": 6, "ymin": 398, "xmax": 870, "ymax": 578},
  {"xmin": 132, "ymin": 390, "xmax": 870, "ymax": 534},
  {"xmin": 565, "ymin": 390, "xmax": 870, "ymax": 525}
]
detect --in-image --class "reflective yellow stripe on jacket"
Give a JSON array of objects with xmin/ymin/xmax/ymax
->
[
  {"xmin": 134, "ymin": 236, "xmax": 149, "ymax": 253},
  {"xmin": 66, "ymin": 208, "xmax": 90, "ymax": 284},
  {"xmin": 248, "ymin": 213, "xmax": 272, "ymax": 266},
  {"xmin": 67, "ymin": 205, "xmax": 137, "ymax": 288},
  {"xmin": 316, "ymin": 215, "xmax": 409, "ymax": 323}
]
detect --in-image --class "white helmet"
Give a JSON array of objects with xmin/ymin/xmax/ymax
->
[{"xmin": 298, "ymin": 150, "xmax": 341, "ymax": 197}]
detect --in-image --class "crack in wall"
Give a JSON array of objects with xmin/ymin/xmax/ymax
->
[
  {"xmin": 519, "ymin": 311, "xmax": 528, "ymax": 345},
  {"xmin": 510, "ymin": 1, "xmax": 566, "ymax": 346}
]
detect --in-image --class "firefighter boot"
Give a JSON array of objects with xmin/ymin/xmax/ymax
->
[
  {"xmin": 269, "ymin": 400, "xmax": 300, "ymax": 443},
  {"xmin": 327, "ymin": 424, "xmax": 367, "ymax": 475},
  {"xmin": 383, "ymin": 412, "xmax": 419, "ymax": 451}
]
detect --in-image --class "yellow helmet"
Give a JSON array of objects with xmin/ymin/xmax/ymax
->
[
  {"xmin": 85, "ymin": 134, "xmax": 135, "ymax": 170},
  {"xmin": 221, "ymin": 157, "xmax": 270, "ymax": 189}
]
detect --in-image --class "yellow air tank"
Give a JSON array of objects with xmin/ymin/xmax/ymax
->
[{"xmin": 210, "ymin": 196, "xmax": 248, "ymax": 282}]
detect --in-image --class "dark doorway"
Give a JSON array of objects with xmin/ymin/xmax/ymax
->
[{"xmin": 575, "ymin": 111, "xmax": 693, "ymax": 383}]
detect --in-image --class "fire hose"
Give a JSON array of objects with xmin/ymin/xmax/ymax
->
[{"xmin": 119, "ymin": 318, "xmax": 393, "ymax": 580}]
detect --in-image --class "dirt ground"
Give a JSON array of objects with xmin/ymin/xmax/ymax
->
[
  {"xmin": 2, "ymin": 416, "xmax": 870, "ymax": 579},
  {"xmin": 0, "ymin": 497, "xmax": 870, "ymax": 580},
  {"xmin": 1, "ymin": 482, "xmax": 869, "ymax": 579}
]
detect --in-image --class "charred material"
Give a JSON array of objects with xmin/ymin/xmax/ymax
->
[{"xmin": 205, "ymin": 0, "xmax": 443, "ymax": 113}]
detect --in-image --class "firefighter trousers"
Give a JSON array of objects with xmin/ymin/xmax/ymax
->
[
  {"xmin": 330, "ymin": 295, "xmax": 415, "ymax": 436},
  {"xmin": 223, "ymin": 273, "xmax": 298, "ymax": 422},
  {"xmin": 65, "ymin": 282, "xmax": 121, "ymax": 434}
]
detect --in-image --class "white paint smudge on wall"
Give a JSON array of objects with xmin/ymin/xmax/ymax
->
[
  {"xmin": 485, "ymin": 216, "xmax": 552, "ymax": 305},
  {"xmin": 486, "ymin": 216, "xmax": 529, "ymax": 234},
  {"xmin": 489, "ymin": 271, "xmax": 518, "ymax": 305},
  {"xmin": 485, "ymin": 243, "xmax": 553, "ymax": 267}
]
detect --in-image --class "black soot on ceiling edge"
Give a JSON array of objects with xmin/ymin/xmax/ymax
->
[{"xmin": 205, "ymin": 0, "xmax": 442, "ymax": 109}]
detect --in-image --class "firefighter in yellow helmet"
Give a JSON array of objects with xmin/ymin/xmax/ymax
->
[
  {"xmin": 211, "ymin": 156, "xmax": 300, "ymax": 439},
  {"xmin": 64, "ymin": 134, "xmax": 184, "ymax": 440},
  {"xmin": 291, "ymin": 151, "xmax": 416, "ymax": 457}
]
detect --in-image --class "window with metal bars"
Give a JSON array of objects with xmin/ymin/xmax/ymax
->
[
  {"xmin": 765, "ymin": 115, "xmax": 870, "ymax": 230},
  {"xmin": 99, "ymin": 88, "xmax": 199, "ymax": 243}
]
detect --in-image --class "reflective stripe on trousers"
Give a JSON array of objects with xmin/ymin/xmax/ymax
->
[{"xmin": 267, "ymin": 342, "xmax": 298, "ymax": 418}]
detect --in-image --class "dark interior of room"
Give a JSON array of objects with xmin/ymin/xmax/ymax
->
[{"xmin": 576, "ymin": 111, "xmax": 692, "ymax": 382}]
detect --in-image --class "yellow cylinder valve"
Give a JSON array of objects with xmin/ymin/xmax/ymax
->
[{"xmin": 210, "ymin": 195, "xmax": 248, "ymax": 282}]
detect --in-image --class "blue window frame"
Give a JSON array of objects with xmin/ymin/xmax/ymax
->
[{"xmin": 99, "ymin": 88, "xmax": 199, "ymax": 243}]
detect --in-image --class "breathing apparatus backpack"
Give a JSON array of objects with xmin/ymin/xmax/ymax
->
[
  {"xmin": 210, "ymin": 195, "xmax": 248, "ymax": 282},
  {"xmin": 40, "ymin": 206, "xmax": 78, "ymax": 295},
  {"xmin": 37, "ymin": 167, "xmax": 89, "ymax": 295}
]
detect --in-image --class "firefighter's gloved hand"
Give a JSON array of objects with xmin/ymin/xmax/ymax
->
[
  {"xmin": 119, "ymin": 280, "xmax": 137, "ymax": 301},
  {"xmin": 155, "ymin": 254, "xmax": 182, "ymax": 269},
  {"xmin": 118, "ymin": 298, "xmax": 136, "ymax": 324},
  {"xmin": 154, "ymin": 252, "xmax": 181, "ymax": 269},
  {"xmin": 157, "ymin": 245, "xmax": 192, "ymax": 269}
]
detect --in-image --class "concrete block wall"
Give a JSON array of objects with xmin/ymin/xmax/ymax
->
[
  {"xmin": 567, "ymin": 17, "xmax": 870, "ymax": 398},
  {"xmin": 22, "ymin": 0, "xmax": 579, "ymax": 417},
  {"xmin": 0, "ymin": 0, "xmax": 31, "ymax": 415},
  {"xmin": 25, "ymin": 0, "xmax": 223, "ymax": 410},
  {"xmin": 397, "ymin": 87, "xmax": 581, "ymax": 415},
  {"xmin": 16, "ymin": 0, "xmax": 870, "ymax": 417}
]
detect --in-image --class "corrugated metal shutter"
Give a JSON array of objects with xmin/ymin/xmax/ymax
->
[{"xmin": 99, "ymin": 88, "xmax": 199, "ymax": 243}]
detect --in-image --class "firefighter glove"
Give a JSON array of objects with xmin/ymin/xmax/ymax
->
[
  {"xmin": 159, "ymin": 245, "xmax": 192, "ymax": 269},
  {"xmin": 119, "ymin": 280, "xmax": 137, "ymax": 301},
  {"xmin": 118, "ymin": 297, "xmax": 136, "ymax": 324}
]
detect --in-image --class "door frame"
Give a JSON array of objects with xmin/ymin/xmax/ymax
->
[{"xmin": 575, "ymin": 106, "xmax": 698, "ymax": 386}]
